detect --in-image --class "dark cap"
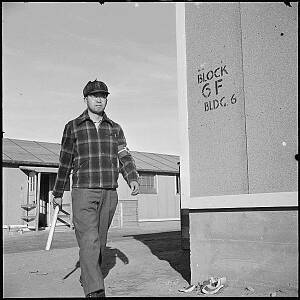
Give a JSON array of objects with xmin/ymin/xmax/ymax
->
[{"xmin": 83, "ymin": 79, "xmax": 110, "ymax": 97}]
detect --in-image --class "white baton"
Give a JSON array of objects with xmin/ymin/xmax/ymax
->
[{"xmin": 45, "ymin": 205, "xmax": 60, "ymax": 251}]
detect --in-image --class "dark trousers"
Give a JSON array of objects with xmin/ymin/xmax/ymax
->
[{"xmin": 71, "ymin": 188, "xmax": 118, "ymax": 296}]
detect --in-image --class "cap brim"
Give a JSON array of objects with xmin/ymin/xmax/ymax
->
[{"xmin": 88, "ymin": 90, "xmax": 110, "ymax": 95}]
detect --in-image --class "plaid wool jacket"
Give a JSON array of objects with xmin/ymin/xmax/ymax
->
[{"xmin": 52, "ymin": 109, "xmax": 139, "ymax": 198}]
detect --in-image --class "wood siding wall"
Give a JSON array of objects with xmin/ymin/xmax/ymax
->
[
  {"xmin": 3, "ymin": 167, "xmax": 28, "ymax": 226},
  {"xmin": 137, "ymin": 174, "xmax": 180, "ymax": 221}
]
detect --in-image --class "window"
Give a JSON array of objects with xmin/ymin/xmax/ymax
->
[
  {"xmin": 139, "ymin": 173, "xmax": 157, "ymax": 194},
  {"xmin": 28, "ymin": 172, "xmax": 35, "ymax": 192}
]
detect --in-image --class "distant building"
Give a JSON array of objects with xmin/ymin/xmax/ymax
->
[{"xmin": 2, "ymin": 138, "xmax": 180, "ymax": 231}]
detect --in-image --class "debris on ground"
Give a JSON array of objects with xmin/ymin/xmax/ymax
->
[
  {"xmin": 269, "ymin": 292, "xmax": 277, "ymax": 297},
  {"xmin": 199, "ymin": 276, "xmax": 226, "ymax": 295},
  {"xmin": 179, "ymin": 276, "xmax": 227, "ymax": 295},
  {"xmin": 178, "ymin": 284, "xmax": 196, "ymax": 293},
  {"xmin": 29, "ymin": 270, "xmax": 48, "ymax": 275},
  {"xmin": 245, "ymin": 286, "xmax": 255, "ymax": 292}
]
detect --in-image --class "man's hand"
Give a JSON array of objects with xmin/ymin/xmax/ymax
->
[
  {"xmin": 53, "ymin": 197, "xmax": 62, "ymax": 210},
  {"xmin": 130, "ymin": 181, "xmax": 139, "ymax": 196}
]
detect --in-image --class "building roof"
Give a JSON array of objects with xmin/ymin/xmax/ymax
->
[{"xmin": 2, "ymin": 138, "xmax": 179, "ymax": 174}]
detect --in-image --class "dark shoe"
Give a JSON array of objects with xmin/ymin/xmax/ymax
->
[{"xmin": 86, "ymin": 289, "xmax": 105, "ymax": 298}]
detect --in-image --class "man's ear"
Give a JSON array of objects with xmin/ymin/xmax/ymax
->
[{"xmin": 84, "ymin": 97, "xmax": 87, "ymax": 104}]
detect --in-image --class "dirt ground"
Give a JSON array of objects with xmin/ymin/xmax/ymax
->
[{"xmin": 3, "ymin": 225, "xmax": 298, "ymax": 298}]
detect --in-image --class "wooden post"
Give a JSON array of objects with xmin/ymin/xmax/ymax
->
[
  {"xmin": 34, "ymin": 172, "xmax": 37, "ymax": 231},
  {"xmin": 48, "ymin": 176, "xmax": 53, "ymax": 228},
  {"xmin": 35, "ymin": 172, "xmax": 41, "ymax": 232},
  {"xmin": 47, "ymin": 192, "xmax": 51, "ymax": 228}
]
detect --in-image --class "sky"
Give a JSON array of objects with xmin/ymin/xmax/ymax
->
[{"xmin": 2, "ymin": 2, "xmax": 179, "ymax": 155}]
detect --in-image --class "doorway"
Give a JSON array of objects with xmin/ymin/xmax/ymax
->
[{"xmin": 39, "ymin": 173, "xmax": 50, "ymax": 228}]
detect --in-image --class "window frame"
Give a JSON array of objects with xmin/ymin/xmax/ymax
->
[{"xmin": 138, "ymin": 172, "xmax": 157, "ymax": 194}]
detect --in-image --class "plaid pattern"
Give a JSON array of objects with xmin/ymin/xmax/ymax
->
[{"xmin": 52, "ymin": 109, "xmax": 139, "ymax": 198}]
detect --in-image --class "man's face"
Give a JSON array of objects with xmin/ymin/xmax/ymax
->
[{"xmin": 85, "ymin": 92, "xmax": 108, "ymax": 114}]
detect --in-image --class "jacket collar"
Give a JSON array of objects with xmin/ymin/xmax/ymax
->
[{"xmin": 76, "ymin": 109, "xmax": 113, "ymax": 126}]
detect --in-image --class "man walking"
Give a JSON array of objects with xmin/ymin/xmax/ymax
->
[{"xmin": 52, "ymin": 79, "xmax": 140, "ymax": 298}]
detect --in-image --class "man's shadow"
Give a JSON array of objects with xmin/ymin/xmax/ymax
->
[
  {"xmin": 128, "ymin": 231, "xmax": 191, "ymax": 284},
  {"xmin": 101, "ymin": 246, "xmax": 129, "ymax": 278},
  {"xmin": 63, "ymin": 246, "xmax": 129, "ymax": 281}
]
